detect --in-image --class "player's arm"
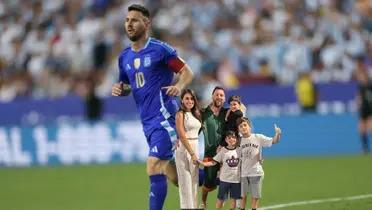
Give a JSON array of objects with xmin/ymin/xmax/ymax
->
[
  {"xmin": 272, "ymin": 124, "xmax": 282, "ymax": 144},
  {"xmin": 113, "ymin": 56, "xmax": 131, "ymax": 96},
  {"xmin": 174, "ymin": 62, "xmax": 193, "ymax": 92},
  {"xmin": 163, "ymin": 57, "xmax": 193, "ymax": 96},
  {"xmin": 175, "ymin": 111, "xmax": 198, "ymax": 162}
]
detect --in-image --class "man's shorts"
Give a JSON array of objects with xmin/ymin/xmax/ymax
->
[
  {"xmin": 203, "ymin": 157, "xmax": 220, "ymax": 190},
  {"xmin": 147, "ymin": 128, "xmax": 175, "ymax": 160},
  {"xmin": 241, "ymin": 176, "xmax": 263, "ymax": 198},
  {"xmin": 217, "ymin": 181, "xmax": 241, "ymax": 200}
]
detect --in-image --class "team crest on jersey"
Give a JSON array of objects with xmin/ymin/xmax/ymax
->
[
  {"xmin": 144, "ymin": 55, "xmax": 151, "ymax": 67},
  {"xmin": 134, "ymin": 58, "xmax": 141, "ymax": 69}
]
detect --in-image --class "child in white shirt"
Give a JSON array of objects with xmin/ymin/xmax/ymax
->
[
  {"xmin": 198, "ymin": 130, "xmax": 241, "ymax": 210},
  {"xmin": 237, "ymin": 117, "xmax": 281, "ymax": 210}
]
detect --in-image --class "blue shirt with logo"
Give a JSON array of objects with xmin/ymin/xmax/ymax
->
[{"xmin": 118, "ymin": 37, "xmax": 179, "ymax": 136}]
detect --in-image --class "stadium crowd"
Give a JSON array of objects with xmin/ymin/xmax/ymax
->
[{"xmin": 0, "ymin": 0, "xmax": 371, "ymax": 102}]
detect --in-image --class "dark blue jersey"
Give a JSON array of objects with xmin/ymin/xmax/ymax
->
[{"xmin": 118, "ymin": 37, "xmax": 180, "ymax": 136}]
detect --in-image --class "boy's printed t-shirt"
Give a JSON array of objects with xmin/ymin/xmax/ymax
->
[
  {"xmin": 240, "ymin": 134, "xmax": 273, "ymax": 177},
  {"xmin": 213, "ymin": 147, "xmax": 241, "ymax": 183}
]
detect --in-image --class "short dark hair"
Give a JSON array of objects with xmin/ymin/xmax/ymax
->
[
  {"xmin": 128, "ymin": 4, "xmax": 150, "ymax": 19},
  {"xmin": 212, "ymin": 86, "xmax": 225, "ymax": 95},
  {"xmin": 225, "ymin": 130, "xmax": 237, "ymax": 138},
  {"xmin": 228, "ymin": 95, "xmax": 241, "ymax": 104},
  {"xmin": 236, "ymin": 117, "xmax": 252, "ymax": 128}
]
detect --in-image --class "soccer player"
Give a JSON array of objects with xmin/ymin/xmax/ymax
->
[
  {"xmin": 237, "ymin": 117, "xmax": 281, "ymax": 210},
  {"xmin": 200, "ymin": 86, "xmax": 228, "ymax": 208},
  {"xmin": 111, "ymin": 4, "xmax": 193, "ymax": 210}
]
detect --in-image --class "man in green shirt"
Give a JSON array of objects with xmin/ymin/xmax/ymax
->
[{"xmin": 200, "ymin": 86, "xmax": 228, "ymax": 208}]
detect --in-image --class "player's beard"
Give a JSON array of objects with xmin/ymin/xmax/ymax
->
[{"xmin": 126, "ymin": 28, "xmax": 146, "ymax": 42}]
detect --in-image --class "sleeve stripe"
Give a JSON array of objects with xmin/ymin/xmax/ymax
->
[{"xmin": 150, "ymin": 40, "xmax": 175, "ymax": 54}]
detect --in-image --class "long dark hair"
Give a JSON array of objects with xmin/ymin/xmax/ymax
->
[{"xmin": 179, "ymin": 89, "xmax": 202, "ymax": 123}]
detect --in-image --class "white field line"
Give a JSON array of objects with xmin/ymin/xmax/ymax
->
[{"xmin": 260, "ymin": 194, "xmax": 372, "ymax": 210}]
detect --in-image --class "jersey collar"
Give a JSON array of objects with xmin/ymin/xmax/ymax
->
[{"xmin": 131, "ymin": 37, "xmax": 151, "ymax": 52}]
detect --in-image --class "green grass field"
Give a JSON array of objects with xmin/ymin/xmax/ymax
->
[{"xmin": 1, "ymin": 155, "xmax": 372, "ymax": 210}]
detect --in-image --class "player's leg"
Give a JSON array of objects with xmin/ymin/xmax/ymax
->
[
  {"xmin": 162, "ymin": 159, "xmax": 178, "ymax": 186},
  {"xmin": 161, "ymin": 119, "xmax": 179, "ymax": 185},
  {"xmin": 146, "ymin": 128, "xmax": 175, "ymax": 210},
  {"xmin": 147, "ymin": 157, "xmax": 168, "ymax": 210}
]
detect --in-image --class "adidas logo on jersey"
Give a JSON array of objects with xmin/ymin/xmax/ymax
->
[
  {"xmin": 151, "ymin": 146, "xmax": 158, "ymax": 153},
  {"xmin": 126, "ymin": 64, "xmax": 131, "ymax": 70}
]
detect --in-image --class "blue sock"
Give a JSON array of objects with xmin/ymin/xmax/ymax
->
[
  {"xmin": 149, "ymin": 174, "xmax": 167, "ymax": 210},
  {"xmin": 199, "ymin": 168, "xmax": 204, "ymax": 187}
]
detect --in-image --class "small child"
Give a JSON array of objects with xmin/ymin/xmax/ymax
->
[
  {"xmin": 237, "ymin": 117, "xmax": 281, "ymax": 210},
  {"xmin": 198, "ymin": 130, "xmax": 241, "ymax": 210},
  {"xmin": 225, "ymin": 95, "xmax": 244, "ymax": 138}
]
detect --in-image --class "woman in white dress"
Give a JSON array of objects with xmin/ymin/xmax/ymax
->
[{"xmin": 175, "ymin": 89, "xmax": 202, "ymax": 209}]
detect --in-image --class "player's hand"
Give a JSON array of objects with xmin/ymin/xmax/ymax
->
[
  {"xmin": 112, "ymin": 82, "xmax": 123, "ymax": 96},
  {"xmin": 162, "ymin": 85, "xmax": 181, "ymax": 96},
  {"xmin": 274, "ymin": 124, "xmax": 281, "ymax": 135},
  {"xmin": 112, "ymin": 82, "xmax": 131, "ymax": 96}
]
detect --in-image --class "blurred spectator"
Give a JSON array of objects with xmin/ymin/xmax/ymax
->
[
  {"xmin": 295, "ymin": 72, "xmax": 317, "ymax": 112},
  {"xmin": 85, "ymin": 77, "xmax": 102, "ymax": 121},
  {"xmin": 354, "ymin": 56, "xmax": 372, "ymax": 154},
  {"xmin": 93, "ymin": 33, "xmax": 108, "ymax": 70},
  {"xmin": 0, "ymin": 0, "xmax": 371, "ymax": 102}
]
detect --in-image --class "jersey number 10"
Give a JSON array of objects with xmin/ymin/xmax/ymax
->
[{"xmin": 135, "ymin": 72, "xmax": 145, "ymax": 88}]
